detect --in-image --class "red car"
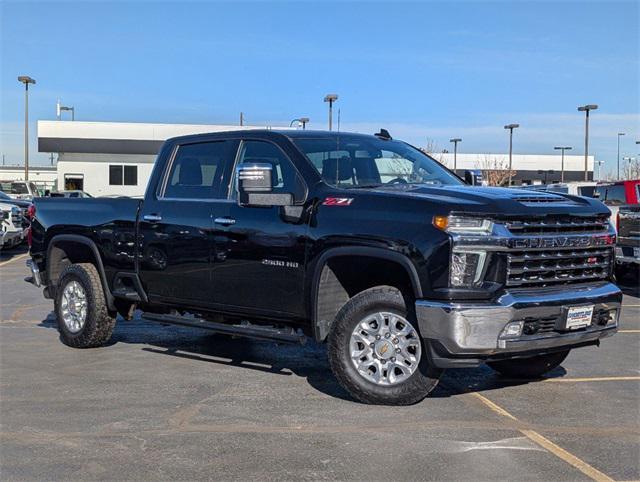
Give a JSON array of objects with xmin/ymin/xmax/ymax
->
[{"xmin": 594, "ymin": 180, "xmax": 640, "ymax": 206}]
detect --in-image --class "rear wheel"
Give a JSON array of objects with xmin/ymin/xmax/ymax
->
[
  {"xmin": 328, "ymin": 286, "xmax": 442, "ymax": 405},
  {"xmin": 487, "ymin": 350, "xmax": 570, "ymax": 379},
  {"xmin": 54, "ymin": 263, "xmax": 116, "ymax": 348}
]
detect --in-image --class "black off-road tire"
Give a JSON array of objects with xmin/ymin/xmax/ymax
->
[
  {"xmin": 327, "ymin": 286, "xmax": 443, "ymax": 405},
  {"xmin": 487, "ymin": 349, "xmax": 570, "ymax": 379},
  {"xmin": 54, "ymin": 263, "xmax": 116, "ymax": 348}
]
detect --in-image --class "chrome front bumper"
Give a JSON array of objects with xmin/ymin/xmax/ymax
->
[{"xmin": 416, "ymin": 282, "xmax": 622, "ymax": 368}]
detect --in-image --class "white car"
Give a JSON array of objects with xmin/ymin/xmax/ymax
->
[{"xmin": 0, "ymin": 202, "xmax": 25, "ymax": 249}]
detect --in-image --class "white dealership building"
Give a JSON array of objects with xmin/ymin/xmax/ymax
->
[{"xmin": 34, "ymin": 120, "xmax": 595, "ymax": 197}]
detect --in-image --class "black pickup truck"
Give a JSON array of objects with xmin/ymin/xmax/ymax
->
[{"xmin": 27, "ymin": 129, "xmax": 622, "ymax": 405}]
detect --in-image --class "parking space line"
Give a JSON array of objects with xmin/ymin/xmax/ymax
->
[
  {"xmin": 470, "ymin": 392, "xmax": 614, "ymax": 482},
  {"xmin": 619, "ymin": 330, "xmax": 640, "ymax": 333},
  {"xmin": 543, "ymin": 376, "xmax": 640, "ymax": 383},
  {"xmin": 0, "ymin": 253, "xmax": 28, "ymax": 268}
]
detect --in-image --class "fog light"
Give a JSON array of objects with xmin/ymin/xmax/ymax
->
[
  {"xmin": 500, "ymin": 321, "xmax": 524, "ymax": 338},
  {"xmin": 615, "ymin": 247, "xmax": 623, "ymax": 257},
  {"xmin": 607, "ymin": 309, "xmax": 618, "ymax": 326}
]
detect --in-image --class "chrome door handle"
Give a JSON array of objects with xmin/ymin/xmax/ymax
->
[
  {"xmin": 143, "ymin": 214, "xmax": 162, "ymax": 222},
  {"xmin": 214, "ymin": 217, "xmax": 236, "ymax": 226}
]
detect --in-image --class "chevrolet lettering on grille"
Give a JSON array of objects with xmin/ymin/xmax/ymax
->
[{"xmin": 510, "ymin": 235, "xmax": 615, "ymax": 249}]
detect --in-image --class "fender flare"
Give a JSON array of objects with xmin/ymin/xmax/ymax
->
[
  {"xmin": 310, "ymin": 246, "xmax": 423, "ymax": 341},
  {"xmin": 47, "ymin": 234, "xmax": 116, "ymax": 311}
]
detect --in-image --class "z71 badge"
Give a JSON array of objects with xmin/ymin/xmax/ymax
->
[{"xmin": 323, "ymin": 197, "xmax": 354, "ymax": 206}]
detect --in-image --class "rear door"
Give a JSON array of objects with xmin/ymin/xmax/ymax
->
[
  {"xmin": 138, "ymin": 139, "xmax": 239, "ymax": 305},
  {"xmin": 209, "ymin": 139, "xmax": 310, "ymax": 318}
]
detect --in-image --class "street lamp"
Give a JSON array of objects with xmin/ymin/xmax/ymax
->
[
  {"xmin": 577, "ymin": 104, "xmax": 598, "ymax": 181},
  {"xmin": 56, "ymin": 99, "xmax": 75, "ymax": 121},
  {"xmin": 449, "ymin": 138, "xmax": 462, "ymax": 173},
  {"xmin": 324, "ymin": 94, "xmax": 338, "ymax": 131},
  {"xmin": 504, "ymin": 124, "xmax": 519, "ymax": 186},
  {"xmin": 290, "ymin": 117, "xmax": 310, "ymax": 129},
  {"xmin": 554, "ymin": 146, "xmax": 572, "ymax": 183},
  {"xmin": 595, "ymin": 160, "xmax": 605, "ymax": 181},
  {"xmin": 617, "ymin": 133, "xmax": 625, "ymax": 180},
  {"xmin": 17, "ymin": 76, "xmax": 36, "ymax": 181}
]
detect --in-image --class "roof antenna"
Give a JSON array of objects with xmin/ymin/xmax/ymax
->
[
  {"xmin": 375, "ymin": 129, "xmax": 392, "ymax": 140},
  {"xmin": 337, "ymin": 108, "xmax": 341, "ymax": 132}
]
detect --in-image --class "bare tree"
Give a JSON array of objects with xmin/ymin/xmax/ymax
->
[
  {"xmin": 625, "ymin": 159, "xmax": 640, "ymax": 180},
  {"xmin": 419, "ymin": 138, "xmax": 446, "ymax": 165},
  {"xmin": 478, "ymin": 155, "xmax": 517, "ymax": 186}
]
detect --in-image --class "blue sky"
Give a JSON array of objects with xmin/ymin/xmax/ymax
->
[{"xmin": 1, "ymin": 0, "xmax": 638, "ymax": 175}]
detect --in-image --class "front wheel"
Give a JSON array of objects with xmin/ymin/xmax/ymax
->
[
  {"xmin": 328, "ymin": 286, "xmax": 442, "ymax": 405},
  {"xmin": 487, "ymin": 349, "xmax": 570, "ymax": 379}
]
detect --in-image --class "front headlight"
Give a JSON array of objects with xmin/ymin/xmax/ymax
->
[
  {"xmin": 450, "ymin": 250, "xmax": 488, "ymax": 287},
  {"xmin": 447, "ymin": 215, "xmax": 494, "ymax": 235}
]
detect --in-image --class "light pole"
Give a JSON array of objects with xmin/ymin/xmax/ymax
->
[
  {"xmin": 504, "ymin": 124, "xmax": 519, "ymax": 186},
  {"xmin": 290, "ymin": 117, "xmax": 310, "ymax": 129},
  {"xmin": 577, "ymin": 104, "xmax": 598, "ymax": 181},
  {"xmin": 595, "ymin": 160, "xmax": 604, "ymax": 181},
  {"xmin": 554, "ymin": 146, "xmax": 572, "ymax": 183},
  {"xmin": 324, "ymin": 94, "xmax": 338, "ymax": 131},
  {"xmin": 449, "ymin": 138, "xmax": 462, "ymax": 173},
  {"xmin": 56, "ymin": 99, "xmax": 75, "ymax": 120},
  {"xmin": 18, "ymin": 76, "xmax": 36, "ymax": 181},
  {"xmin": 617, "ymin": 133, "xmax": 625, "ymax": 180}
]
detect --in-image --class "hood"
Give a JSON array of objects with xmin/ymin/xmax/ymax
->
[{"xmin": 365, "ymin": 184, "xmax": 610, "ymax": 218}]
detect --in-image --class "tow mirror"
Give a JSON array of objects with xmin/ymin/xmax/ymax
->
[{"xmin": 237, "ymin": 163, "xmax": 293, "ymax": 207}]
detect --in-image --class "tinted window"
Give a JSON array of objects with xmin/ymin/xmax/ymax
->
[
  {"xmin": 124, "ymin": 165, "xmax": 137, "ymax": 186},
  {"xmin": 293, "ymin": 135, "xmax": 462, "ymax": 188},
  {"xmin": 234, "ymin": 140, "xmax": 306, "ymax": 203},
  {"xmin": 164, "ymin": 141, "xmax": 236, "ymax": 199},
  {"xmin": 605, "ymin": 185, "xmax": 626, "ymax": 205},
  {"xmin": 109, "ymin": 165, "xmax": 123, "ymax": 185}
]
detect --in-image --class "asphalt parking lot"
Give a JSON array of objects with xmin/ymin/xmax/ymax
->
[{"xmin": 1, "ymin": 245, "xmax": 639, "ymax": 481}]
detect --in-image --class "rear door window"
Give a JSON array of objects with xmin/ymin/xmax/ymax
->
[{"xmin": 163, "ymin": 140, "xmax": 237, "ymax": 200}]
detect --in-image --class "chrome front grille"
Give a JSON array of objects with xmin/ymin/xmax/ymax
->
[
  {"xmin": 506, "ymin": 216, "xmax": 609, "ymax": 235},
  {"xmin": 504, "ymin": 215, "xmax": 614, "ymax": 287},
  {"xmin": 507, "ymin": 247, "xmax": 613, "ymax": 287}
]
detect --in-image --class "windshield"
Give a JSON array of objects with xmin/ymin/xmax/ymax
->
[
  {"xmin": 0, "ymin": 182, "xmax": 29, "ymax": 194},
  {"xmin": 292, "ymin": 135, "xmax": 463, "ymax": 188}
]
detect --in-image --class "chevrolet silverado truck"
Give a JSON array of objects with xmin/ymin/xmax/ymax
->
[
  {"xmin": 615, "ymin": 205, "xmax": 640, "ymax": 281},
  {"xmin": 26, "ymin": 129, "xmax": 622, "ymax": 405}
]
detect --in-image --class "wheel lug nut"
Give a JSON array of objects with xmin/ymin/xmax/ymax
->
[
  {"xmin": 385, "ymin": 333, "xmax": 390, "ymax": 338},
  {"xmin": 396, "ymin": 348, "xmax": 401, "ymax": 353},
  {"xmin": 370, "ymin": 343, "xmax": 375, "ymax": 348},
  {"xmin": 393, "ymin": 338, "xmax": 398, "ymax": 344},
  {"xmin": 391, "ymin": 357, "xmax": 396, "ymax": 362},
  {"xmin": 376, "ymin": 335, "xmax": 381, "ymax": 340},
  {"xmin": 382, "ymin": 359, "xmax": 387, "ymax": 364}
]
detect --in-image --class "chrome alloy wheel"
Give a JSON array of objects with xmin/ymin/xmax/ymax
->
[
  {"xmin": 60, "ymin": 280, "xmax": 88, "ymax": 333},
  {"xmin": 349, "ymin": 312, "xmax": 422, "ymax": 386}
]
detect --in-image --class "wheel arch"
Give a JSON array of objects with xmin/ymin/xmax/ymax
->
[
  {"xmin": 46, "ymin": 234, "xmax": 116, "ymax": 311},
  {"xmin": 310, "ymin": 246, "xmax": 423, "ymax": 342}
]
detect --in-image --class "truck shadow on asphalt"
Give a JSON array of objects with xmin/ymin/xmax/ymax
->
[{"xmin": 38, "ymin": 314, "xmax": 568, "ymax": 403}]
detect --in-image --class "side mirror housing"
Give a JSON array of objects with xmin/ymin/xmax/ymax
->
[
  {"xmin": 237, "ymin": 163, "xmax": 293, "ymax": 207},
  {"xmin": 464, "ymin": 169, "xmax": 483, "ymax": 185}
]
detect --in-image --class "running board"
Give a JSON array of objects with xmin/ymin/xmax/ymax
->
[{"xmin": 141, "ymin": 313, "xmax": 307, "ymax": 345}]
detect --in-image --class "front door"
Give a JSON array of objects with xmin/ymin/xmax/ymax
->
[
  {"xmin": 138, "ymin": 139, "xmax": 239, "ymax": 305},
  {"xmin": 210, "ymin": 139, "xmax": 310, "ymax": 318}
]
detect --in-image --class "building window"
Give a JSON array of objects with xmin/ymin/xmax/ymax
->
[
  {"xmin": 109, "ymin": 165, "xmax": 137, "ymax": 186},
  {"xmin": 124, "ymin": 166, "xmax": 137, "ymax": 186},
  {"xmin": 109, "ymin": 165, "xmax": 123, "ymax": 185}
]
